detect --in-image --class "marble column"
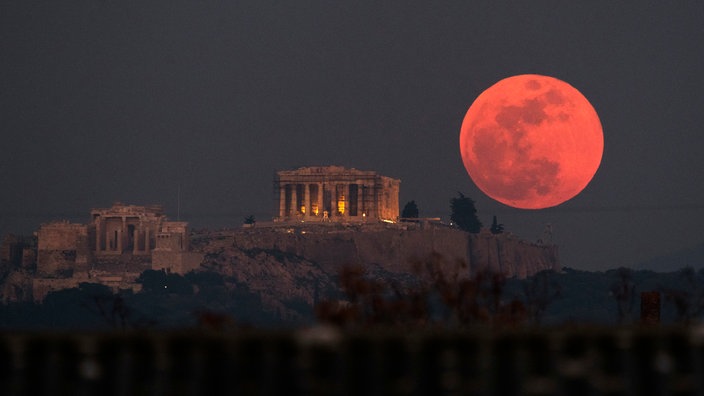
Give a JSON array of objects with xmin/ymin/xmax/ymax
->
[
  {"xmin": 304, "ymin": 184, "xmax": 310, "ymax": 217},
  {"xmin": 133, "ymin": 225, "xmax": 139, "ymax": 255},
  {"xmin": 329, "ymin": 184, "xmax": 336, "ymax": 217},
  {"xmin": 95, "ymin": 218, "xmax": 101, "ymax": 253},
  {"xmin": 291, "ymin": 185, "xmax": 297, "ymax": 215},
  {"xmin": 118, "ymin": 217, "xmax": 126, "ymax": 253},
  {"xmin": 360, "ymin": 186, "xmax": 366, "ymax": 216},
  {"xmin": 318, "ymin": 183, "xmax": 323, "ymax": 217},
  {"xmin": 345, "ymin": 184, "xmax": 351, "ymax": 216},
  {"xmin": 145, "ymin": 227, "xmax": 150, "ymax": 253},
  {"xmin": 356, "ymin": 183, "xmax": 362, "ymax": 217},
  {"xmin": 279, "ymin": 184, "xmax": 286, "ymax": 218}
]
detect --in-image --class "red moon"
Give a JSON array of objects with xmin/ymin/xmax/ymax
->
[{"xmin": 459, "ymin": 74, "xmax": 603, "ymax": 209}]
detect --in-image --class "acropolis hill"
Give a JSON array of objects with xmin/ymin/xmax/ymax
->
[{"xmin": 0, "ymin": 166, "xmax": 559, "ymax": 305}]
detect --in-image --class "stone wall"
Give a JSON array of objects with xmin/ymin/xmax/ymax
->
[
  {"xmin": 31, "ymin": 274, "xmax": 143, "ymax": 302},
  {"xmin": 377, "ymin": 176, "xmax": 401, "ymax": 222},
  {"xmin": 36, "ymin": 222, "xmax": 91, "ymax": 278},
  {"xmin": 152, "ymin": 250, "xmax": 203, "ymax": 274},
  {"xmin": 1, "ymin": 270, "xmax": 34, "ymax": 303},
  {"xmin": 231, "ymin": 224, "xmax": 558, "ymax": 279},
  {"xmin": 151, "ymin": 221, "xmax": 202, "ymax": 273},
  {"xmin": 32, "ymin": 277, "xmax": 83, "ymax": 302},
  {"xmin": 0, "ymin": 234, "xmax": 35, "ymax": 271}
]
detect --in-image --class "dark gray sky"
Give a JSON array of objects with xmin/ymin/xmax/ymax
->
[{"xmin": 1, "ymin": 1, "xmax": 703, "ymax": 271}]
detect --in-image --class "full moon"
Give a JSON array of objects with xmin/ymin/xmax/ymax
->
[{"xmin": 459, "ymin": 74, "xmax": 603, "ymax": 209}]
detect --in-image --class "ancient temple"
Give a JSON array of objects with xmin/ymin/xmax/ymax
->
[
  {"xmin": 33, "ymin": 202, "xmax": 201, "ymax": 293},
  {"xmin": 275, "ymin": 166, "xmax": 400, "ymax": 222},
  {"xmin": 91, "ymin": 203, "xmax": 166, "ymax": 255}
]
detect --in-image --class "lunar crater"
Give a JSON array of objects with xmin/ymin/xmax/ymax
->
[
  {"xmin": 544, "ymin": 88, "xmax": 565, "ymax": 105},
  {"xmin": 525, "ymin": 80, "xmax": 542, "ymax": 90}
]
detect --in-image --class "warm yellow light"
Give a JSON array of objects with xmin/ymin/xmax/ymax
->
[
  {"xmin": 300, "ymin": 205, "xmax": 306, "ymax": 214},
  {"xmin": 337, "ymin": 195, "xmax": 345, "ymax": 215},
  {"xmin": 312, "ymin": 204, "xmax": 319, "ymax": 215}
]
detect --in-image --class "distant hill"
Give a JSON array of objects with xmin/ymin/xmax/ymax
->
[{"xmin": 634, "ymin": 242, "xmax": 704, "ymax": 272}]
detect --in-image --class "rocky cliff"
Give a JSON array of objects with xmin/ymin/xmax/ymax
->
[
  {"xmin": 191, "ymin": 223, "xmax": 558, "ymax": 321},
  {"xmin": 226, "ymin": 223, "xmax": 559, "ymax": 278}
]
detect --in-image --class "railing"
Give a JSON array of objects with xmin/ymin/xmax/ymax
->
[{"xmin": 1, "ymin": 326, "xmax": 703, "ymax": 395}]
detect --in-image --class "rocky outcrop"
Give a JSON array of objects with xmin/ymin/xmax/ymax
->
[
  {"xmin": 190, "ymin": 223, "xmax": 558, "ymax": 318},
  {"xmin": 469, "ymin": 231, "xmax": 560, "ymax": 278},
  {"xmin": 200, "ymin": 237, "xmax": 337, "ymax": 322},
  {"xmin": 229, "ymin": 223, "xmax": 558, "ymax": 278}
]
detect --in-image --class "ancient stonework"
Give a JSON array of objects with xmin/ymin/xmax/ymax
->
[
  {"xmin": 36, "ymin": 221, "xmax": 91, "ymax": 278},
  {"xmin": 1, "ymin": 234, "xmax": 35, "ymax": 271},
  {"xmin": 229, "ymin": 223, "xmax": 559, "ymax": 279},
  {"xmin": 152, "ymin": 221, "xmax": 203, "ymax": 274},
  {"xmin": 28, "ymin": 203, "xmax": 203, "ymax": 301},
  {"xmin": 0, "ymin": 168, "xmax": 560, "ymax": 308},
  {"xmin": 91, "ymin": 203, "xmax": 166, "ymax": 256},
  {"xmin": 275, "ymin": 166, "xmax": 400, "ymax": 223}
]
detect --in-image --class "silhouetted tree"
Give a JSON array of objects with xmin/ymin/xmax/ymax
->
[
  {"xmin": 662, "ymin": 267, "xmax": 704, "ymax": 324},
  {"xmin": 523, "ymin": 270, "xmax": 561, "ymax": 325},
  {"xmin": 610, "ymin": 267, "xmax": 636, "ymax": 324},
  {"xmin": 490, "ymin": 215, "xmax": 504, "ymax": 234},
  {"xmin": 401, "ymin": 200, "xmax": 419, "ymax": 219},
  {"xmin": 244, "ymin": 215, "xmax": 256, "ymax": 225},
  {"xmin": 137, "ymin": 269, "xmax": 192, "ymax": 295},
  {"xmin": 315, "ymin": 253, "xmax": 527, "ymax": 329},
  {"xmin": 450, "ymin": 192, "xmax": 482, "ymax": 233}
]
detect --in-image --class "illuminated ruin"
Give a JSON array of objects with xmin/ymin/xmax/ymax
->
[
  {"xmin": 91, "ymin": 203, "xmax": 165, "ymax": 255},
  {"xmin": 32, "ymin": 203, "xmax": 202, "ymax": 300},
  {"xmin": 275, "ymin": 166, "xmax": 400, "ymax": 223}
]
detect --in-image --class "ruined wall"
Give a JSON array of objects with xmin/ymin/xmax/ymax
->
[
  {"xmin": 152, "ymin": 251, "xmax": 203, "ymax": 274},
  {"xmin": 31, "ymin": 275, "xmax": 143, "ymax": 302},
  {"xmin": 468, "ymin": 231, "xmax": 560, "ymax": 277},
  {"xmin": 377, "ymin": 177, "xmax": 401, "ymax": 222},
  {"xmin": 91, "ymin": 255, "xmax": 151, "ymax": 274},
  {"xmin": 1, "ymin": 235, "xmax": 23, "ymax": 264},
  {"xmin": 36, "ymin": 222, "xmax": 91, "ymax": 278},
  {"xmin": 231, "ymin": 224, "xmax": 558, "ymax": 279},
  {"xmin": 0, "ymin": 235, "xmax": 36, "ymax": 271},
  {"xmin": 150, "ymin": 221, "xmax": 202, "ymax": 274},
  {"xmin": 1, "ymin": 270, "xmax": 34, "ymax": 303},
  {"xmin": 32, "ymin": 277, "xmax": 82, "ymax": 302}
]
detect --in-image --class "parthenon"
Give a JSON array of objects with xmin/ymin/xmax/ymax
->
[{"xmin": 275, "ymin": 166, "xmax": 400, "ymax": 222}]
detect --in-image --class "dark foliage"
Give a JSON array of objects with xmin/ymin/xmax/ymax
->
[
  {"xmin": 450, "ymin": 192, "xmax": 482, "ymax": 233},
  {"xmin": 523, "ymin": 270, "xmax": 561, "ymax": 325},
  {"xmin": 8, "ymin": 263, "xmax": 704, "ymax": 330},
  {"xmin": 315, "ymin": 253, "xmax": 527, "ymax": 329},
  {"xmin": 610, "ymin": 267, "xmax": 637, "ymax": 324},
  {"xmin": 137, "ymin": 269, "xmax": 192, "ymax": 295},
  {"xmin": 401, "ymin": 200, "xmax": 419, "ymax": 219},
  {"xmin": 662, "ymin": 267, "xmax": 704, "ymax": 324}
]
